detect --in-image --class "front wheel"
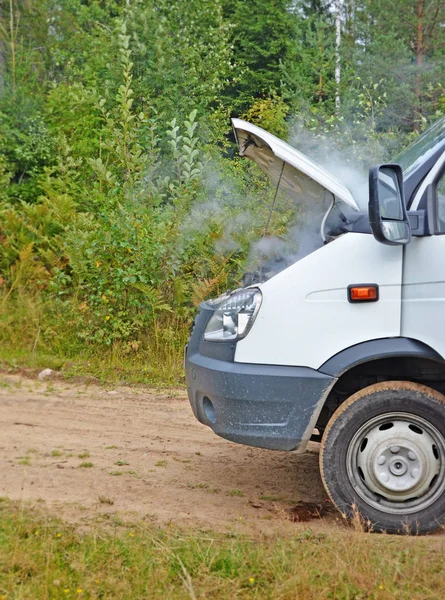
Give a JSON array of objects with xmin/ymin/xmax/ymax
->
[{"xmin": 320, "ymin": 381, "xmax": 445, "ymax": 534}]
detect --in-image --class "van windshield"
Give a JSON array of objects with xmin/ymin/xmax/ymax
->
[{"xmin": 393, "ymin": 116, "xmax": 445, "ymax": 178}]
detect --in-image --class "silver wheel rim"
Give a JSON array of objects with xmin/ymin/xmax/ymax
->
[{"xmin": 346, "ymin": 412, "xmax": 445, "ymax": 515}]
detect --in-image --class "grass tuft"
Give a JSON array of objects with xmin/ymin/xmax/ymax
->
[
  {"xmin": 226, "ymin": 489, "xmax": 245, "ymax": 497},
  {"xmin": 259, "ymin": 494, "xmax": 282, "ymax": 502},
  {"xmin": 98, "ymin": 496, "xmax": 114, "ymax": 506}
]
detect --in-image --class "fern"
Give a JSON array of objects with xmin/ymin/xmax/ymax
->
[{"xmin": 130, "ymin": 282, "xmax": 172, "ymax": 314}]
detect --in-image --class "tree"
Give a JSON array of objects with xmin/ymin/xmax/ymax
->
[
  {"xmin": 221, "ymin": 0, "xmax": 295, "ymax": 112},
  {"xmin": 281, "ymin": 10, "xmax": 337, "ymax": 114},
  {"xmin": 355, "ymin": 0, "xmax": 445, "ymax": 130},
  {"xmin": 125, "ymin": 0, "xmax": 234, "ymax": 138}
]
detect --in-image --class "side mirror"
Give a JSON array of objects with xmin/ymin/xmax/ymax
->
[{"xmin": 369, "ymin": 164, "xmax": 411, "ymax": 246}]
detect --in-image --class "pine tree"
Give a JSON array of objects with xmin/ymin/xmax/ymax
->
[
  {"xmin": 221, "ymin": 0, "xmax": 295, "ymax": 111},
  {"xmin": 353, "ymin": 0, "xmax": 445, "ymax": 130}
]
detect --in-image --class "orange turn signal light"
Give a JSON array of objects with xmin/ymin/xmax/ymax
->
[{"xmin": 348, "ymin": 284, "xmax": 379, "ymax": 303}]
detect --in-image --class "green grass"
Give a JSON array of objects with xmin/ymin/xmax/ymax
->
[
  {"xmin": 125, "ymin": 470, "xmax": 140, "ymax": 478},
  {"xmin": 226, "ymin": 489, "xmax": 244, "ymax": 497},
  {"xmin": 78, "ymin": 462, "xmax": 93, "ymax": 469},
  {"xmin": 259, "ymin": 494, "xmax": 283, "ymax": 502},
  {"xmin": 0, "ymin": 290, "xmax": 188, "ymax": 386},
  {"xmin": 0, "ymin": 343, "xmax": 186, "ymax": 386},
  {"xmin": 187, "ymin": 483, "xmax": 209, "ymax": 490},
  {"xmin": 0, "ymin": 500, "xmax": 445, "ymax": 599}
]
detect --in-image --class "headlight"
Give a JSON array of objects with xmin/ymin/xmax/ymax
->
[
  {"xmin": 206, "ymin": 291, "xmax": 233, "ymax": 307},
  {"xmin": 204, "ymin": 289, "xmax": 262, "ymax": 342}
]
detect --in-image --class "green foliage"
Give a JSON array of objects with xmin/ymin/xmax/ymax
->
[
  {"xmin": 127, "ymin": 0, "xmax": 234, "ymax": 132},
  {"xmin": 222, "ymin": 0, "xmax": 295, "ymax": 110},
  {"xmin": 243, "ymin": 95, "xmax": 290, "ymax": 138},
  {"xmin": 0, "ymin": 111, "xmax": 56, "ymax": 202},
  {"xmin": 1, "ymin": 0, "xmax": 445, "ymax": 381},
  {"xmin": 45, "ymin": 83, "xmax": 103, "ymax": 163},
  {"xmin": 281, "ymin": 13, "xmax": 338, "ymax": 111},
  {"xmin": 170, "ymin": 111, "xmax": 201, "ymax": 182},
  {"xmin": 62, "ymin": 205, "xmax": 175, "ymax": 345}
]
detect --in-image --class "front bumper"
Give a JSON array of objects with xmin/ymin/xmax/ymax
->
[{"xmin": 185, "ymin": 303, "xmax": 335, "ymax": 451}]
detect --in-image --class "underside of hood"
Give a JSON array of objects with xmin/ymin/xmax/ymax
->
[{"xmin": 232, "ymin": 118, "xmax": 359, "ymax": 211}]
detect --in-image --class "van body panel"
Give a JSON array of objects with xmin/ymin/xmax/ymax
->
[
  {"xmin": 185, "ymin": 299, "xmax": 335, "ymax": 451},
  {"xmin": 185, "ymin": 116, "xmax": 445, "ymax": 456},
  {"xmin": 402, "ymin": 236, "xmax": 445, "ymax": 358},
  {"xmin": 186, "ymin": 353, "xmax": 335, "ymax": 451},
  {"xmin": 235, "ymin": 233, "xmax": 403, "ymax": 369}
]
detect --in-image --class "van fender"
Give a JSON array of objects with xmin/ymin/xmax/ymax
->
[{"xmin": 318, "ymin": 337, "xmax": 443, "ymax": 378}]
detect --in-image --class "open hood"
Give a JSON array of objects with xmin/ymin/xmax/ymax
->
[{"xmin": 232, "ymin": 118, "xmax": 359, "ymax": 211}]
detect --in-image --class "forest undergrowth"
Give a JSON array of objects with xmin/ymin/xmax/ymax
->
[{"xmin": 2, "ymin": 1, "xmax": 445, "ymax": 383}]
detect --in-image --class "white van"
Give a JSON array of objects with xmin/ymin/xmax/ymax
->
[{"xmin": 185, "ymin": 116, "xmax": 445, "ymax": 534}]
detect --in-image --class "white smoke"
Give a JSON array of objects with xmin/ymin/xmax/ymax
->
[
  {"xmin": 183, "ymin": 121, "xmax": 388, "ymax": 286},
  {"xmin": 288, "ymin": 122, "xmax": 372, "ymax": 212}
]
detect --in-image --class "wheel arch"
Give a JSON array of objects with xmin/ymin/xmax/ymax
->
[
  {"xmin": 319, "ymin": 337, "xmax": 443, "ymax": 377},
  {"xmin": 315, "ymin": 338, "xmax": 445, "ymax": 434}
]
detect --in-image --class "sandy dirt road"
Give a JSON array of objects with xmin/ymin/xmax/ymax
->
[{"xmin": 0, "ymin": 373, "xmax": 338, "ymax": 534}]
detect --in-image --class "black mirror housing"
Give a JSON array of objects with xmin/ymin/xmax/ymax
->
[{"xmin": 369, "ymin": 164, "xmax": 411, "ymax": 246}]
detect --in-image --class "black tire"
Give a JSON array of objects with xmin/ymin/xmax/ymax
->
[{"xmin": 320, "ymin": 381, "xmax": 445, "ymax": 534}]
